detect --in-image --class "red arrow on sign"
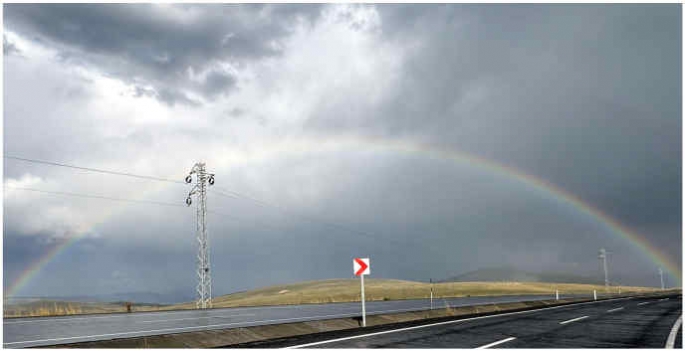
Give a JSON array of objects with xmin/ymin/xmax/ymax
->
[{"xmin": 354, "ymin": 258, "xmax": 369, "ymax": 276}]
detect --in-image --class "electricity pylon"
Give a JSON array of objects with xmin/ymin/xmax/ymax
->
[
  {"xmin": 598, "ymin": 248, "xmax": 610, "ymax": 292},
  {"xmin": 185, "ymin": 162, "xmax": 215, "ymax": 309}
]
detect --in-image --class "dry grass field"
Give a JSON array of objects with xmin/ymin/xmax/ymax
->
[
  {"xmin": 164, "ymin": 278, "xmax": 660, "ymax": 310},
  {"xmin": 2, "ymin": 300, "xmax": 165, "ymax": 317},
  {"xmin": 4, "ymin": 279, "xmax": 663, "ymax": 317}
]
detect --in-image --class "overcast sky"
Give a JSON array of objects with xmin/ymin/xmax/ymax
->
[{"xmin": 3, "ymin": 4, "xmax": 681, "ymax": 299}]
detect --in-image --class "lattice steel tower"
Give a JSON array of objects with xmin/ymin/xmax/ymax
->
[{"xmin": 185, "ymin": 162, "xmax": 215, "ymax": 309}]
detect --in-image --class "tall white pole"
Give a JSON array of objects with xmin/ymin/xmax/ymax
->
[
  {"xmin": 430, "ymin": 278, "xmax": 433, "ymax": 310},
  {"xmin": 360, "ymin": 274, "xmax": 366, "ymax": 327},
  {"xmin": 599, "ymin": 248, "xmax": 609, "ymax": 293},
  {"xmin": 659, "ymin": 267, "xmax": 665, "ymax": 290}
]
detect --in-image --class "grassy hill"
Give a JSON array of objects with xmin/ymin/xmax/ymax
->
[
  {"xmin": 3, "ymin": 299, "xmax": 165, "ymax": 317},
  {"xmin": 444, "ymin": 267, "xmax": 601, "ymax": 285},
  {"xmin": 5, "ymin": 278, "xmax": 664, "ymax": 317},
  {"xmin": 165, "ymin": 278, "xmax": 659, "ymax": 310}
]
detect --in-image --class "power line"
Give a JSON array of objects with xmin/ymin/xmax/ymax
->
[
  {"xmin": 6, "ymin": 155, "xmax": 443, "ymax": 255},
  {"xmin": 7, "ymin": 186, "xmax": 440, "ymax": 273},
  {"xmin": 5, "ymin": 154, "xmax": 396, "ymax": 245},
  {"xmin": 4, "ymin": 185, "xmax": 186, "ymax": 208},
  {"xmin": 4, "ymin": 185, "xmax": 297, "ymax": 235},
  {"xmin": 4, "ymin": 156, "xmax": 186, "ymax": 184},
  {"xmin": 209, "ymin": 187, "xmax": 436, "ymax": 254}
]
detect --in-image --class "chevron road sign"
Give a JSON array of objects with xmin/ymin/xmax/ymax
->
[{"xmin": 354, "ymin": 258, "xmax": 370, "ymax": 276}]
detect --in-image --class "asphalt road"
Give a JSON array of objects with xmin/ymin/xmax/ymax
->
[
  {"xmin": 3, "ymin": 293, "xmax": 587, "ymax": 348},
  {"xmin": 260, "ymin": 293, "xmax": 682, "ymax": 348}
]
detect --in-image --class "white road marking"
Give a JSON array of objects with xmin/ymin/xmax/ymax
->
[
  {"xmin": 1, "ymin": 306, "xmax": 477, "ymax": 347},
  {"xmin": 665, "ymin": 316, "xmax": 682, "ymax": 348},
  {"xmin": 0, "ymin": 299, "xmax": 498, "ymax": 325},
  {"xmin": 3, "ymin": 310, "xmax": 254, "ymax": 325},
  {"xmin": 637, "ymin": 301, "xmax": 651, "ymax": 306},
  {"xmin": 2, "ymin": 313, "xmax": 361, "ymax": 346},
  {"xmin": 136, "ymin": 313, "xmax": 256, "ymax": 323},
  {"xmin": 559, "ymin": 315, "xmax": 589, "ymax": 325},
  {"xmin": 476, "ymin": 336, "xmax": 516, "ymax": 349},
  {"xmin": 0, "ymin": 295, "xmax": 576, "ymax": 326},
  {"xmin": 3, "ymin": 302, "xmax": 346, "ymax": 325},
  {"xmin": 284, "ymin": 297, "xmax": 634, "ymax": 349},
  {"xmin": 660, "ymin": 298, "xmax": 670, "ymax": 302},
  {"xmin": 7, "ymin": 294, "xmax": 660, "ymax": 347},
  {"xmin": 607, "ymin": 307, "xmax": 624, "ymax": 313}
]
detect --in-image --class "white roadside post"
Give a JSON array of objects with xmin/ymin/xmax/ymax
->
[
  {"xmin": 593, "ymin": 290, "xmax": 597, "ymax": 300},
  {"xmin": 659, "ymin": 267, "xmax": 665, "ymax": 290},
  {"xmin": 555, "ymin": 290, "xmax": 559, "ymax": 301},
  {"xmin": 430, "ymin": 278, "xmax": 434, "ymax": 310},
  {"xmin": 354, "ymin": 258, "xmax": 370, "ymax": 327}
]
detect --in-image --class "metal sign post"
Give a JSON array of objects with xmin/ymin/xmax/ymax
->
[{"xmin": 354, "ymin": 258, "xmax": 370, "ymax": 327}]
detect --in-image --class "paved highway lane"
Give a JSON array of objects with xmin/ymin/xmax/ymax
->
[
  {"xmin": 274, "ymin": 294, "xmax": 681, "ymax": 348},
  {"xmin": 3, "ymin": 293, "xmax": 588, "ymax": 348}
]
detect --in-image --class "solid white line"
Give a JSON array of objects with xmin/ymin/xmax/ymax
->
[
  {"xmin": 0, "ymin": 304, "xmax": 511, "ymax": 347},
  {"xmin": 0, "ymin": 297, "xmax": 528, "ymax": 325},
  {"xmin": 559, "ymin": 316, "xmax": 589, "ymax": 325},
  {"xmin": 665, "ymin": 316, "xmax": 682, "ymax": 348},
  {"xmin": 3, "ymin": 311, "xmax": 256, "ymax": 325},
  {"xmin": 1, "ymin": 305, "xmax": 461, "ymax": 347},
  {"xmin": 660, "ymin": 298, "xmax": 670, "ymax": 302},
  {"xmin": 1, "ymin": 313, "xmax": 359, "ymax": 346},
  {"xmin": 607, "ymin": 307, "xmax": 624, "ymax": 313},
  {"xmin": 284, "ymin": 297, "xmax": 634, "ymax": 349},
  {"xmin": 476, "ymin": 336, "xmax": 516, "ymax": 349},
  {"xmin": 637, "ymin": 301, "xmax": 651, "ymax": 306},
  {"xmin": 136, "ymin": 313, "xmax": 256, "ymax": 323},
  {"xmin": 2, "ymin": 302, "xmax": 342, "ymax": 325}
]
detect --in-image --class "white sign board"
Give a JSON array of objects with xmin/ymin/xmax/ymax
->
[{"xmin": 354, "ymin": 258, "xmax": 370, "ymax": 276}]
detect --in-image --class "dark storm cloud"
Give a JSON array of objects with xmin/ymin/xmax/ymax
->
[
  {"xmin": 4, "ymin": 4, "xmax": 324, "ymax": 106},
  {"xmin": 305, "ymin": 4, "xmax": 681, "ymax": 264},
  {"xmin": 3, "ymin": 4, "xmax": 680, "ymax": 299}
]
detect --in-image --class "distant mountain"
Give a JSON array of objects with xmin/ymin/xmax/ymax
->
[{"xmin": 442, "ymin": 267, "xmax": 602, "ymax": 285}]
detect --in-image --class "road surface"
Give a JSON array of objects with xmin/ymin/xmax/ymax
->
[
  {"xmin": 256, "ymin": 293, "xmax": 681, "ymax": 348},
  {"xmin": 4, "ymin": 293, "xmax": 586, "ymax": 348}
]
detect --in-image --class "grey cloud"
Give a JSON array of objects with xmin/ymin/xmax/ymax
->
[
  {"xmin": 4, "ymin": 4, "xmax": 324, "ymax": 106},
  {"xmin": 200, "ymin": 71, "xmax": 237, "ymax": 99},
  {"xmin": 304, "ymin": 4, "xmax": 681, "ymax": 265},
  {"xmin": 3, "ymin": 34, "xmax": 20, "ymax": 55},
  {"xmin": 3, "ymin": 4, "xmax": 680, "ymax": 299}
]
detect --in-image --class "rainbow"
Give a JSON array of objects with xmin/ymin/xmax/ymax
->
[
  {"xmin": 212, "ymin": 134, "xmax": 681, "ymax": 283},
  {"xmin": 6, "ymin": 134, "xmax": 681, "ymax": 297},
  {"xmin": 4, "ymin": 179, "xmax": 182, "ymax": 298}
]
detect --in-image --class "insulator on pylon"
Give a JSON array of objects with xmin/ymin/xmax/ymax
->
[
  {"xmin": 185, "ymin": 175, "xmax": 193, "ymax": 183},
  {"xmin": 185, "ymin": 197, "xmax": 192, "ymax": 206},
  {"xmin": 208, "ymin": 176, "xmax": 215, "ymax": 185}
]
